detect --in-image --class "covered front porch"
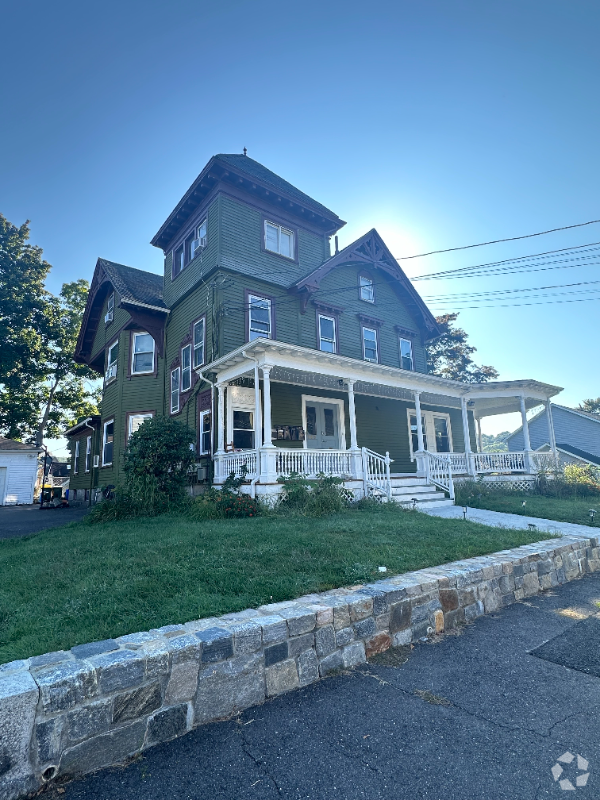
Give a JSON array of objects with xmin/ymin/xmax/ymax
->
[{"xmin": 197, "ymin": 339, "xmax": 562, "ymax": 501}]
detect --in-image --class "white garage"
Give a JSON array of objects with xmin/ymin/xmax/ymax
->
[{"xmin": 0, "ymin": 438, "xmax": 42, "ymax": 505}]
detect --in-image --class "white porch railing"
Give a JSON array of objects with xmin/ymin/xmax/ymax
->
[
  {"xmin": 361, "ymin": 447, "xmax": 392, "ymax": 500},
  {"xmin": 473, "ymin": 452, "xmax": 527, "ymax": 473},
  {"xmin": 425, "ymin": 452, "xmax": 455, "ymax": 499},
  {"xmin": 218, "ymin": 450, "xmax": 258, "ymax": 480},
  {"xmin": 275, "ymin": 449, "xmax": 353, "ymax": 478},
  {"xmin": 448, "ymin": 453, "xmax": 469, "ymax": 474},
  {"xmin": 530, "ymin": 451, "xmax": 558, "ymax": 472}
]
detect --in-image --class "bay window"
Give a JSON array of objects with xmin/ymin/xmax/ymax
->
[
  {"xmin": 193, "ymin": 317, "xmax": 205, "ymax": 368},
  {"xmin": 199, "ymin": 409, "xmax": 211, "ymax": 454},
  {"xmin": 102, "ymin": 420, "xmax": 114, "ymax": 466},
  {"xmin": 248, "ymin": 294, "xmax": 272, "ymax": 341},
  {"xmin": 170, "ymin": 368, "xmax": 180, "ymax": 413},
  {"xmin": 181, "ymin": 344, "xmax": 192, "ymax": 391},
  {"xmin": 128, "ymin": 412, "xmax": 154, "ymax": 439}
]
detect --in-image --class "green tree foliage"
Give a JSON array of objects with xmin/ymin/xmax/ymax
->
[
  {"xmin": 481, "ymin": 431, "xmax": 511, "ymax": 452},
  {"xmin": 426, "ymin": 313, "xmax": 499, "ymax": 383},
  {"xmin": 578, "ymin": 398, "xmax": 600, "ymax": 415},
  {"xmin": 0, "ymin": 216, "xmax": 99, "ymax": 442}
]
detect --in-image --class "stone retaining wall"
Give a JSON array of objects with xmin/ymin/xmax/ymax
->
[{"xmin": 1, "ymin": 532, "xmax": 599, "ymax": 800}]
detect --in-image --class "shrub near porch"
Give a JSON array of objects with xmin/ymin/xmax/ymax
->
[{"xmin": 0, "ymin": 507, "xmax": 550, "ymax": 664}]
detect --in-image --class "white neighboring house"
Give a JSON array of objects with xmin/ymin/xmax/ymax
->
[{"xmin": 0, "ymin": 437, "xmax": 42, "ymax": 505}]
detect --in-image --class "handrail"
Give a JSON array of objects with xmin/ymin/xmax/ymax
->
[
  {"xmin": 424, "ymin": 451, "xmax": 455, "ymax": 500},
  {"xmin": 361, "ymin": 447, "xmax": 392, "ymax": 500}
]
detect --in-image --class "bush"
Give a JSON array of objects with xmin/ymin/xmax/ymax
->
[
  {"xmin": 277, "ymin": 472, "xmax": 353, "ymax": 516},
  {"xmin": 537, "ymin": 464, "xmax": 600, "ymax": 499},
  {"xmin": 187, "ymin": 468, "xmax": 261, "ymax": 520}
]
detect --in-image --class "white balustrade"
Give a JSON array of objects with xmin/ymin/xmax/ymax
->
[
  {"xmin": 530, "ymin": 451, "xmax": 557, "ymax": 472},
  {"xmin": 218, "ymin": 450, "xmax": 258, "ymax": 480},
  {"xmin": 275, "ymin": 449, "xmax": 353, "ymax": 478},
  {"xmin": 361, "ymin": 447, "xmax": 392, "ymax": 500},
  {"xmin": 448, "ymin": 453, "xmax": 469, "ymax": 474},
  {"xmin": 473, "ymin": 452, "xmax": 526, "ymax": 473},
  {"xmin": 425, "ymin": 451, "xmax": 455, "ymax": 499}
]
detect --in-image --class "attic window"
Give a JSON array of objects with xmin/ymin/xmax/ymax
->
[
  {"xmin": 264, "ymin": 221, "xmax": 294, "ymax": 259},
  {"xmin": 105, "ymin": 293, "xmax": 114, "ymax": 324},
  {"xmin": 172, "ymin": 245, "xmax": 185, "ymax": 279},
  {"xmin": 359, "ymin": 275, "xmax": 375, "ymax": 303}
]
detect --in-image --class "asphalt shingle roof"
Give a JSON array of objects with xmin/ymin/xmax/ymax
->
[
  {"xmin": 98, "ymin": 259, "xmax": 166, "ymax": 309},
  {"xmin": 0, "ymin": 437, "xmax": 40, "ymax": 451}
]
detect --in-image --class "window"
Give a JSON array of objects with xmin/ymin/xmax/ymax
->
[
  {"xmin": 131, "ymin": 332, "xmax": 155, "ymax": 375},
  {"xmin": 74, "ymin": 440, "xmax": 79, "ymax": 474},
  {"xmin": 173, "ymin": 244, "xmax": 184, "ymax": 278},
  {"xmin": 199, "ymin": 409, "xmax": 211, "ymax": 454},
  {"xmin": 248, "ymin": 295, "xmax": 272, "ymax": 341},
  {"xmin": 399, "ymin": 337, "xmax": 414, "ymax": 371},
  {"xmin": 128, "ymin": 413, "xmax": 154, "ymax": 439},
  {"xmin": 181, "ymin": 344, "xmax": 192, "ymax": 392},
  {"xmin": 409, "ymin": 414, "xmax": 428, "ymax": 454},
  {"xmin": 105, "ymin": 340, "xmax": 118, "ymax": 381},
  {"xmin": 233, "ymin": 410, "xmax": 254, "ymax": 449},
  {"xmin": 359, "ymin": 274, "xmax": 374, "ymax": 303},
  {"xmin": 105, "ymin": 293, "xmax": 114, "ymax": 324},
  {"xmin": 362, "ymin": 327, "xmax": 378, "ymax": 362},
  {"xmin": 102, "ymin": 420, "xmax": 114, "ymax": 466},
  {"xmin": 193, "ymin": 318, "xmax": 205, "ymax": 368},
  {"xmin": 264, "ymin": 221, "xmax": 294, "ymax": 259},
  {"xmin": 318, "ymin": 314, "xmax": 337, "ymax": 353},
  {"xmin": 191, "ymin": 218, "xmax": 207, "ymax": 260},
  {"xmin": 85, "ymin": 436, "xmax": 91, "ymax": 472},
  {"xmin": 171, "ymin": 368, "xmax": 180, "ymax": 413}
]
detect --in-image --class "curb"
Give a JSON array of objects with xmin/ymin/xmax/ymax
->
[{"xmin": 1, "ymin": 531, "xmax": 598, "ymax": 799}]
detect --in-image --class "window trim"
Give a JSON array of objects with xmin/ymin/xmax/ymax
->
[
  {"xmin": 102, "ymin": 419, "xmax": 115, "ymax": 467},
  {"xmin": 358, "ymin": 273, "xmax": 375, "ymax": 304},
  {"xmin": 317, "ymin": 313, "xmax": 338, "ymax": 354},
  {"xmin": 105, "ymin": 339, "xmax": 119, "ymax": 383},
  {"xmin": 399, "ymin": 337, "xmax": 414, "ymax": 371},
  {"xmin": 407, "ymin": 409, "xmax": 454, "ymax": 459},
  {"xmin": 170, "ymin": 367, "xmax": 181, "ymax": 414},
  {"xmin": 300, "ymin": 395, "xmax": 347, "ymax": 451},
  {"xmin": 245, "ymin": 289, "xmax": 276, "ymax": 342},
  {"xmin": 181, "ymin": 344, "xmax": 192, "ymax": 392},
  {"xmin": 85, "ymin": 436, "xmax": 91, "ymax": 473},
  {"xmin": 199, "ymin": 408, "xmax": 212, "ymax": 455},
  {"xmin": 125, "ymin": 411, "xmax": 155, "ymax": 443},
  {"xmin": 361, "ymin": 325, "xmax": 379, "ymax": 363},
  {"xmin": 260, "ymin": 215, "xmax": 298, "ymax": 263},
  {"xmin": 171, "ymin": 215, "xmax": 209, "ymax": 281},
  {"xmin": 74, "ymin": 440, "xmax": 79, "ymax": 474},
  {"xmin": 172, "ymin": 243, "xmax": 185, "ymax": 280},
  {"xmin": 130, "ymin": 331, "xmax": 155, "ymax": 376},
  {"xmin": 105, "ymin": 292, "xmax": 115, "ymax": 325},
  {"xmin": 192, "ymin": 315, "xmax": 206, "ymax": 369}
]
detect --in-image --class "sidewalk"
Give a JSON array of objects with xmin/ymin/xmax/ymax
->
[{"xmin": 43, "ymin": 572, "xmax": 600, "ymax": 799}]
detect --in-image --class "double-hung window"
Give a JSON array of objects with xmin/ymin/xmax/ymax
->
[
  {"xmin": 193, "ymin": 318, "xmax": 205, "ymax": 368},
  {"xmin": 181, "ymin": 344, "xmax": 192, "ymax": 392},
  {"xmin": 173, "ymin": 244, "xmax": 184, "ymax": 278},
  {"xmin": 128, "ymin": 413, "xmax": 154, "ymax": 439},
  {"xmin": 264, "ymin": 221, "xmax": 294, "ymax": 259},
  {"xmin": 131, "ymin": 332, "xmax": 155, "ymax": 375},
  {"xmin": 359, "ymin": 275, "xmax": 374, "ymax": 303},
  {"xmin": 191, "ymin": 218, "xmax": 207, "ymax": 260},
  {"xmin": 102, "ymin": 420, "xmax": 114, "ymax": 466},
  {"xmin": 74, "ymin": 440, "xmax": 79, "ymax": 474},
  {"xmin": 248, "ymin": 295, "xmax": 272, "ymax": 341},
  {"xmin": 233, "ymin": 410, "xmax": 254, "ymax": 449},
  {"xmin": 171, "ymin": 368, "xmax": 180, "ymax": 414},
  {"xmin": 105, "ymin": 340, "xmax": 119, "ymax": 382},
  {"xmin": 105, "ymin": 293, "xmax": 114, "ymax": 323},
  {"xmin": 85, "ymin": 436, "xmax": 91, "ymax": 472},
  {"xmin": 318, "ymin": 314, "xmax": 337, "ymax": 353},
  {"xmin": 199, "ymin": 409, "xmax": 211, "ymax": 455},
  {"xmin": 399, "ymin": 337, "xmax": 414, "ymax": 371},
  {"xmin": 362, "ymin": 327, "xmax": 378, "ymax": 363}
]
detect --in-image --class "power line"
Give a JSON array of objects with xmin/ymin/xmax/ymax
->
[
  {"xmin": 425, "ymin": 295, "xmax": 600, "ymax": 311},
  {"xmin": 422, "ymin": 279, "xmax": 600, "ymax": 301},
  {"xmin": 397, "ymin": 219, "xmax": 600, "ymax": 260}
]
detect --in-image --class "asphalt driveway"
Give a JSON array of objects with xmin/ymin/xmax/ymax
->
[
  {"xmin": 0, "ymin": 504, "xmax": 88, "ymax": 539},
  {"xmin": 42, "ymin": 571, "xmax": 600, "ymax": 800}
]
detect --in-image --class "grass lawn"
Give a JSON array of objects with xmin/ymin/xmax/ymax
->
[
  {"xmin": 461, "ymin": 493, "xmax": 600, "ymax": 528},
  {"xmin": 0, "ymin": 508, "xmax": 554, "ymax": 664}
]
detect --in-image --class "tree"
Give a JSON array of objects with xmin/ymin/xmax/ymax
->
[
  {"xmin": 426, "ymin": 313, "xmax": 499, "ymax": 383},
  {"xmin": 481, "ymin": 431, "xmax": 511, "ymax": 453},
  {"xmin": 0, "ymin": 215, "xmax": 100, "ymax": 442},
  {"xmin": 578, "ymin": 398, "xmax": 600, "ymax": 415}
]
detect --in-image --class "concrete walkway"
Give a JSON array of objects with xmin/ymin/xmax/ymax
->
[{"xmin": 422, "ymin": 503, "xmax": 596, "ymax": 539}]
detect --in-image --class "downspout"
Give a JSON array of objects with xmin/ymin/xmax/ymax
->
[{"xmin": 196, "ymin": 368, "xmax": 217, "ymax": 485}]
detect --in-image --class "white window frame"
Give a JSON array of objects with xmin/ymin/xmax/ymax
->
[
  {"xmin": 300, "ymin": 395, "xmax": 347, "ymax": 450},
  {"xmin": 131, "ymin": 332, "xmax": 155, "ymax": 376},
  {"xmin": 359, "ymin": 274, "xmax": 375, "ymax": 303},
  {"xmin": 318, "ymin": 314, "xmax": 337, "ymax": 353},
  {"xmin": 191, "ymin": 218, "xmax": 208, "ymax": 260},
  {"xmin": 105, "ymin": 340, "xmax": 119, "ymax": 382},
  {"xmin": 226, "ymin": 386, "xmax": 257, "ymax": 451},
  {"xmin": 85, "ymin": 436, "xmax": 91, "ymax": 473},
  {"xmin": 74, "ymin": 440, "xmax": 79, "ymax": 474},
  {"xmin": 173, "ymin": 244, "xmax": 185, "ymax": 277},
  {"xmin": 181, "ymin": 344, "xmax": 192, "ymax": 392},
  {"xmin": 199, "ymin": 409, "xmax": 212, "ymax": 455},
  {"xmin": 407, "ymin": 409, "xmax": 454, "ymax": 459},
  {"xmin": 105, "ymin": 292, "xmax": 114, "ymax": 323},
  {"xmin": 102, "ymin": 419, "xmax": 114, "ymax": 466},
  {"xmin": 399, "ymin": 337, "xmax": 414, "ymax": 371},
  {"xmin": 171, "ymin": 368, "xmax": 180, "ymax": 414},
  {"xmin": 193, "ymin": 318, "xmax": 205, "ymax": 368},
  {"xmin": 264, "ymin": 220, "xmax": 295, "ymax": 259},
  {"xmin": 248, "ymin": 294, "xmax": 272, "ymax": 341},
  {"xmin": 127, "ymin": 412, "xmax": 154, "ymax": 440},
  {"xmin": 362, "ymin": 326, "xmax": 379, "ymax": 363}
]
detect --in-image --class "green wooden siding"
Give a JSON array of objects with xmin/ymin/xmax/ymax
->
[{"xmin": 90, "ymin": 290, "xmax": 130, "ymax": 363}]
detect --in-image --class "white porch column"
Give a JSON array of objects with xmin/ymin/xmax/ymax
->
[
  {"xmin": 254, "ymin": 364, "xmax": 262, "ymax": 480},
  {"xmin": 545, "ymin": 400, "xmax": 558, "ymax": 462},
  {"xmin": 346, "ymin": 380, "xmax": 362, "ymax": 480},
  {"xmin": 476, "ymin": 417, "xmax": 484, "ymax": 453},
  {"xmin": 519, "ymin": 395, "xmax": 534, "ymax": 473},
  {"xmin": 461, "ymin": 397, "xmax": 476, "ymax": 476},
  {"xmin": 214, "ymin": 382, "xmax": 226, "ymax": 484},
  {"xmin": 260, "ymin": 365, "xmax": 277, "ymax": 483},
  {"xmin": 413, "ymin": 391, "xmax": 426, "ymax": 477}
]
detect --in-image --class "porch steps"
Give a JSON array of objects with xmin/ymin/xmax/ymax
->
[{"xmin": 387, "ymin": 476, "xmax": 454, "ymax": 509}]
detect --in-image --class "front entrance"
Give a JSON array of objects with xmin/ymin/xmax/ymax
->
[
  {"xmin": 303, "ymin": 398, "xmax": 343, "ymax": 449},
  {"xmin": 408, "ymin": 410, "xmax": 453, "ymax": 456}
]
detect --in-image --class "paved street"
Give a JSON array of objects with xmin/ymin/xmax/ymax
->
[
  {"xmin": 45, "ymin": 572, "xmax": 600, "ymax": 800},
  {"xmin": 0, "ymin": 504, "xmax": 88, "ymax": 539}
]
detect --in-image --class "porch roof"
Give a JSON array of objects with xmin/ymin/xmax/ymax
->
[{"xmin": 197, "ymin": 339, "xmax": 563, "ymax": 418}]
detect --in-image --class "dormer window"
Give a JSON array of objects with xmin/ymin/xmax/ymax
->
[
  {"xmin": 359, "ymin": 275, "xmax": 375, "ymax": 303},
  {"xmin": 105, "ymin": 293, "xmax": 114, "ymax": 324},
  {"xmin": 264, "ymin": 221, "xmax": 294, "ymax": 259}
]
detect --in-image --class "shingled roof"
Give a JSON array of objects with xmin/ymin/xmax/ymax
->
[
  {"xmin": 0, "ymin": 437, "xmax": 41, "ymax": 451},
  {"xmin": 97, "ymin": 259, "xmax": 166, "ymax": 310}
]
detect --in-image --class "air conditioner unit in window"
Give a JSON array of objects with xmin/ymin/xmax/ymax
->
[
  {"xmin": 191, "ymin": 237, "xmax": 207, "ymax": 258},
  {"xmin": 93, "ymin": 455, "xmax": 100, "ymax": 468},
  {"xmin": 104, "ymin": 310, "xmax": 113, "ymax": 323},
  {"xmin": 105, "ymin": 363, "xmax": 117, "ymax": 381}
]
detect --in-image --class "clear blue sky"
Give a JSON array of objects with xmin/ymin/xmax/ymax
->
[{"xmin": 2, "ymin": 0, "xmax": 599, "ymax": 450}]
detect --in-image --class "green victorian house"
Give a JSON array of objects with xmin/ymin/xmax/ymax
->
[{"xmin": 67, "ymin": 153, "xmax": 561, "ymax": 505}]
